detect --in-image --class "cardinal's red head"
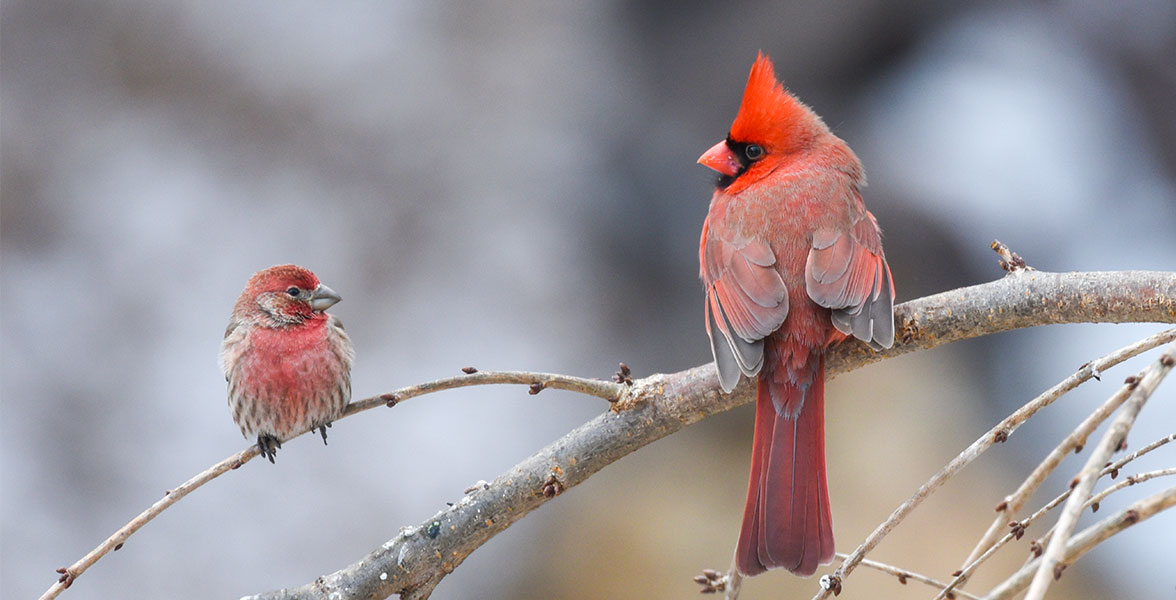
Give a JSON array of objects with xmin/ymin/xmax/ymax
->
[
  {"xmin": 698, "ymin": 53, "xmax": 830, "ymax": 194},
  {"xmin": 234, "ymin": 264, "xmax": 342, "ymax": 326}
]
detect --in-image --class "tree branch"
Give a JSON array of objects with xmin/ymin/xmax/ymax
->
[
  {"xmin": 238, "ymin": 270, "xmax": 1174, "ymax": 600},
  {"xmin": 39, "ymin": 270, "xmax": 1175, "ymax": 600},
  {"xmin": 960, "ymin": 345, "xmax": 1153, "ymax": 574},
  {"xmin": 934, "ymin": 432, "xmax": 1176, "ymax": 600},
  {"xmin": 835, "ymin": 553, "xmax": 982, "ymax": 600},
  {"xmin": 983, "ymin": 485, "xmax": 1176, "ymax": 600},
  {"xmin": 808, "ymin": 327, "xmax": 1175, "ymax": 600},
  {"xmin": 39, "ymin": 371, "xmax": 623, "ymax": 600},
  {"xmin": 1022, "ymin": 342, "xmax": 1174, "ymax": 600}
]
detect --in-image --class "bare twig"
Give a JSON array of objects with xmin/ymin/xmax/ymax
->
[
  {"xmin": 806, "ymin": 328, "xmax": 1176, "ymax": 600},
  {"xmin": 724, "ymin": 564, "xmax": 743, "ymax": 600},
  {"xmin": 940, "ymin": 484, "xmax": 1079, "ymax": 600},
  {"xmin": 938, "ymin": 434, "xmax": 1175, "ymax": 599},
  {"xmin": 1103, "ymin": 432, "xmax": 1176, "ymax": 479},
  {"xmin": 1084, "ymin": 468, "xmax": 1176, "ymax": 513},
  {"xmin": 693, "ymin": 568, "xmax": 727, "ymax": 594},
  {"xmin": 960, "ymin": 357, "xmax": 1141, "ymax": 571},
  {"xmin": 42, "ymin": 447, "xmax": 257, "ymax": 597},
  {"xmin": 991, "ymin": 239, "xmax": 1031, "ymax": 273},
  {"xmin": 39, "ymin": 370, "xmax": 623, "ymax": 600},
  {"xmin": 39, "ymin": 270, "xmax": 1176, "ymax": 600},
  {"xmin": 346, "ymin": 369, "xmax": 626, "ymax": 414},
  {"xmin": 1018, "ymin": 447, "xmax": 1176, "ymax": 570},
  {"xmin": 1022, "ymin": 343, "xmax": 1175, "ymax": 600},
  {"xmin": 831, "ymin": 552, "xmax": 982, "ymax": 600},
  {"xmin": 984, "ymin": 486, "xmax": 1176, "ymax": 600}
]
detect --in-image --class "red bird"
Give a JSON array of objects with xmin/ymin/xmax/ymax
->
[
  {"xmin": 698, "ymin": 54, "xmax": 894, "ymax": 576},
  {"xmin": 220, "ymin": 265, "xmax": 354, "ymax": 463}
]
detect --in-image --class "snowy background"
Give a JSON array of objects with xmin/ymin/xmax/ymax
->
[{"xmin": 3, "ymin": 1, "xmax": 1174, "ymax": 598}]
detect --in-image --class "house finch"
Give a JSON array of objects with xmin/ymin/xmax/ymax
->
[
  {"xmin": 219, "ymin": 265, "xmax": 354, "ymax": 463},
  {"xmin": 697, "ymin": 53, "xmax": 894, "ymax": 576}
]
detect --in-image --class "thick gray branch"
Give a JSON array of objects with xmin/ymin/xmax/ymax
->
[{"xmin": 247, "ymin": 270, "xmax": 1175, "ymax": 600}]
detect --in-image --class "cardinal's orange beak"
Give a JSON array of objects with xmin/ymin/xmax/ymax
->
[{"xmin": 697, "ymin": 140, "xmax": 741, "ymax": 177}]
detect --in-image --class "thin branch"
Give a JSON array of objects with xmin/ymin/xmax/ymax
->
[
  {"xmin": 1023, "ymin": 343, "xmax": 1175, "ymax": 600},
  {"xmin": 960, "ymin": 356, "xmax": 1140, "ymax": 572},
  {"xmin": 829, "ymin": 553, "xmax": 981, "ymax": 600},
  {"xmin": 1017, "ymin": 449, "xmax": 1176, "ymax": 574},
  {"xmin": 42, "ymin": 447, "xmax": 257, "ymax": 598},
  {"xmin": 39, "ymin": 270, "xmax": 1176, "ymax": 600},
  {"xmin": 937, "ymin": 526, "xmax": 1019, "ymax": 600},
  {"xmin": 1084, "ymin": 468, "xmax": 1176, "ymax": 513},
  {"xmin": 944, "ymin": 466, "xmax": 1176, "ymax": 600},
  {"xmin": 1028, "ymin": 433, "xmax": 1175, "ymax": 549},
  {"xmin": 983, "ymin": 486, "xmax": 1176, "ymax": 600},
  {"xmin": 255, "ymin": 271, "xmax": 1172, "ymax": 600},
  {"xmin": 39, "ymin": 370, "xmax": 623, "ymax": 600},
  {"xmin": 1102, "ymin": 432, "xmax": 1176, "ymax": 478},
  {"xmin": 806, "ymin": 327, "xmax": 1176, "ymax": 600},
  {"xmin": 725, "ymin": 568, "xmax": 743, "ymax": 600},
  {"xmin": 345, "ymin": 369, "xmax": 627, "ymax": 415},
  {"xmin": 937, "ymin": 435, "xmax": 1176, "ymax": 599}
]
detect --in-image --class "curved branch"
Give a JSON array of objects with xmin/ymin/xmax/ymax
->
[
  {"xmin": 810, "ymin": 328, "xmax": 1175, "ymax": 600},
  {"xmin": 39, "ymin": 371, "xmax": 623, "ymax": 600},
  {"xmin": 835, "ymin": 553, "xmax": 981, "ymax": 600},
  {"xmin": 984, "ymin": 485, "xmax": 1176, "ymax": 600},
  {"xmin": 43, "ymin": 448, "xmax": 256, "ymax": 599},
  {"xmin": 826, "ymin": 269, "xmax": 1176, "ymax": 374},
  {"xmin": 1084, "ymin": 468, "xmax": 1176, "ymax": 511},
  {"xmin": 1031, "ymin": 465, "xmax": 1176, "ymax": 558},
  {"xmin": 1022, "ymin": 342, "xmax": 1174, "ymax": 600},
  {"xmin": 936, "ymin": 433, "xmax": 1176, "ymax": 600},
  {"xmin": 346, "ymin": 369, "xmax": 625, "ymax": 415},
  {"xmin": 958, "ymin": 344, "xmax": 1161, "ymax": 578},
  {"xmin": 243, "ymin": 270, "xmax": 1176, "ymax": 600}
]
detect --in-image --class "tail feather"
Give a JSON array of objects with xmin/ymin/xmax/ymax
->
[{"xmin": 736, "ymin": 353, "xmax": 833, "ymax": 576}]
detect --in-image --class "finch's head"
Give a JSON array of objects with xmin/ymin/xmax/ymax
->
[
  {"xmin": 698, "ymin": 52, "xmax": 829, "ymax": 193},
  {"xmin": 236, "ymin": 264, "xmax": 342, "ymax": 326}
]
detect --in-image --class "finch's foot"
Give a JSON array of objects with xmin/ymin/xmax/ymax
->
[
  {"xmin": 257, "ymin": 435, "xmax": 282, "ymax": 463},
  {"xmin": 314, "ymin": 421, "xmax": 332, "ymax": 445}
]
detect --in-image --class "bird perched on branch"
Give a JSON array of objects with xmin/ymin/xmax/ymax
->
[
  {"xmin": 220, "ymin": 265, "xmax": 354, "ymax": 463},
  {"xmin": 697, "ymin": 53, "xmax": 894, "ymax": 576}
]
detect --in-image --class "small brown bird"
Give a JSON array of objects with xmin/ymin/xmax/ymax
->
[{"xmin": 219, "ymin": 265, "xmax": 354, "ymax": 462}]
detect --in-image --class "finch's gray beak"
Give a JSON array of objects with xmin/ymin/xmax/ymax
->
[{"xmin": 309, "ymin": 284, "xmax": 342, "ymax": 312}]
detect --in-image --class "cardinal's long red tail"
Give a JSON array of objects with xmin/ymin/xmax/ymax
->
[{"xmin": 735, "ymin": 352, "xmax": 834, "ymax": 576}]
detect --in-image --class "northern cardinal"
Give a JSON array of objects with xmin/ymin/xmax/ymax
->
[
  {"xmin": 220, "ymin": 265, "xmax": 354, "ymax": 463},
  {"xmin": 698, "ymin": 54, "xmax": 894, "ymax": 576}
]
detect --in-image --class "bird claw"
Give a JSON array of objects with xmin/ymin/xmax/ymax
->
[
  {"xmin": 257, "ymin": 435, "xmax": 282, "ymax": 463},
  {"xmin": 315, "ymin": 421, "xmax": 332, "ymax": 445}
]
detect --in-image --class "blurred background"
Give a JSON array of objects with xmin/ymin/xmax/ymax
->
[{"xmin": 3, "ymin": 1, "xmax": 1174, "ymax": 598}]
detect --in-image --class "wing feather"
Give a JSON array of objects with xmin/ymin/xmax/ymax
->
[
  {"xmin": 702, "ymin": 228, "xmax": 789, "ymax": 391},
  {"xmin": 805, "ymin": 213, "xmax": 895, "ymax": 350}
]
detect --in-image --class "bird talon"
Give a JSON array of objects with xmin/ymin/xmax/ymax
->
[{"xmin": 257, "ymin": 435, "xmax": 281, "ymax": 463}]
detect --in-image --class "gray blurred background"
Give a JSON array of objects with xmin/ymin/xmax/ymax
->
[{"xmin": 3, "ymin": 1, "xmax": 1174, "ymax": 598}]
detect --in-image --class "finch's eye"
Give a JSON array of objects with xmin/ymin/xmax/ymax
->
[
  {"xmin": 744, "ymin": 144, "xmax": 764, "ymax": 161},
  {"xmin": 286, "ymin": 287, "xmax": 300, "ymax": 297}
]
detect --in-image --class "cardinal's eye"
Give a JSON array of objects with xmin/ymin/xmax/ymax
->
[
  {"xmin": 286, "ymin": 287, "xmax": 300, "ymax": 297},
  {"xmin": 744, "ymin": 144, "xmax": 764, "ymax": 161}
]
